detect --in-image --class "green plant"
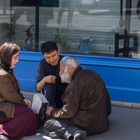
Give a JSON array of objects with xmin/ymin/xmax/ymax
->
[
  {"xmin": 2, "ymin": 22, "xmax": 15, "ymax": 41},
  {"xmin": 54, "ymin": 29, "xmax": 73, "ymax": 52}
]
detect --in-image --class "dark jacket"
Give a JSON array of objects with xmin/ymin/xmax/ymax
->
[
  {"xmin": 36, "ymin": 55, "xmax": 67, "ymax": 95},
  {"xmin": 0, "ymin": 68, "xmax": 25, "ymax": 118},
  {"xmin": 51, "ymin": 66, "xmax": 111, "ymax": 135}
]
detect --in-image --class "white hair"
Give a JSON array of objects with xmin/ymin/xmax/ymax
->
[{"xmin": 60, "ymin": 56, "xmax": 80, "ymax": 68}]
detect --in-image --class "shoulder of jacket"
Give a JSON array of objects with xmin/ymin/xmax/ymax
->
[{"xmin": 40, "ymin": 59, "xmax": 49, "ymax": 65}]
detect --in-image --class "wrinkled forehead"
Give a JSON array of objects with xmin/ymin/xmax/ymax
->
[{"xmin": 60, "ymin": 62, "xmax": 68, "ymax": 71}]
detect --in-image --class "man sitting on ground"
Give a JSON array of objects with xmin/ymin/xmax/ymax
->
[{"xmin": 44, "ymin": 56, "xmax": 111, "ymax": 140}]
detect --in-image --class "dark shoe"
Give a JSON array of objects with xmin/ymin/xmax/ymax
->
[
  {"xmin": 0, "ymin": 135, "xmax": 9, "ymax": 140},
  {"xmin": 73, "ymin": 130, "xmax": 87, "ymax": 140}
]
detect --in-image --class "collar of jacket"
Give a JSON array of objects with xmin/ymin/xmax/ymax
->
[{"xmin": 71, "ymin": 66, "xmax": 83, "ymax": 80}]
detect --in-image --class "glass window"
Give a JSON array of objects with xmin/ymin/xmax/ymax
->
[{"xmin": 0, "ymin": 0, "xmax": 140, "ymax": 58}]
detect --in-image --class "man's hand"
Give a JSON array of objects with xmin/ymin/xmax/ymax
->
[
  {"xmin": 36, "ymin": 75, "xmax": 56, "ymax": 91},
  {"xmin": 43, "ymin": 75, "xmax": 56, "ymax": 84},
  {"xmin": 46, "ymin": 106, "xmax": 54, "ymax": 116}
]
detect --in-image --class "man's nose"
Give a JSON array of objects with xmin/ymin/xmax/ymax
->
[{"xmin": 49, "ymin": 57, "xmax": 55, "ymax": 62}]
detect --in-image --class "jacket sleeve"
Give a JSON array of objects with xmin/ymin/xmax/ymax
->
[
  {"xmin": 51, "ymin": 82, "xmax": 81, "ymax": 119},
  {"xmin": 0, "ymin": 75, "xmax": 25, "ymax": 104}
]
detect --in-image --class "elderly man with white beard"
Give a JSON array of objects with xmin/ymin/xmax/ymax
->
[{"xmin": 44, "ymin": 56, "xmax": 111, "ymax": 140}]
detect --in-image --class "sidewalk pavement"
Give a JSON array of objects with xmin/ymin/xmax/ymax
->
[{"xmin": 21, "ymin": 105, "xmax": 140, "ymax": 140}]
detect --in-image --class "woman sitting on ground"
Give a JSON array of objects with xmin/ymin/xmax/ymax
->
[{"xmin": 0, "ymin": 42, "xmax": 37, "ymax": 140}]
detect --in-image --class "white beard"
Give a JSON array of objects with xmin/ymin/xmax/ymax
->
[{"xmin": 60, "ymin": 67, "xmax": 71, "ymax": 83}]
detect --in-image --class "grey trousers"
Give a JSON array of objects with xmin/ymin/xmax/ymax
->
[{"xmin": 44, "ymin": 118, "xmax": 79, "ymax": 140}]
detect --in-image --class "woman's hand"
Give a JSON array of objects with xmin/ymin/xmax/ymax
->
[{"xmin": 24, "ymin": 99, "xmax": 31, "ymax": 107}]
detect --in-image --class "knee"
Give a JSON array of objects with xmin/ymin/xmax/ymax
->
[
  {"xmin": 25, "ymin": 109, "xmax": 37, "ymax": 122},
  {"xmin": 44, "ymin": 118, "xmax": 56, "ymax": 126},
  {"xmin": 44, "ymin": 119, "xmax": 58, "ymax": 130}
]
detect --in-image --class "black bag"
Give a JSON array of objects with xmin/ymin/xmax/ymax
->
[
  {"xmin": 31, "ymin": 93, "xmax": 49, "ymax": 128},
  {"xmin": 37, "ymin": 102, "xmax": 48, "ymax": 127}
]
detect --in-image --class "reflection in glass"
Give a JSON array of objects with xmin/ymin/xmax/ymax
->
[{"xmin": 0, "ymin": 0, "xmax": 139, "ymax": 58}]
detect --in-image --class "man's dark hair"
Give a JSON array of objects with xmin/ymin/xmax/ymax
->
[{"xmin": 41, "ymin": 41, "xmax": 58, "ymax": 54}]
